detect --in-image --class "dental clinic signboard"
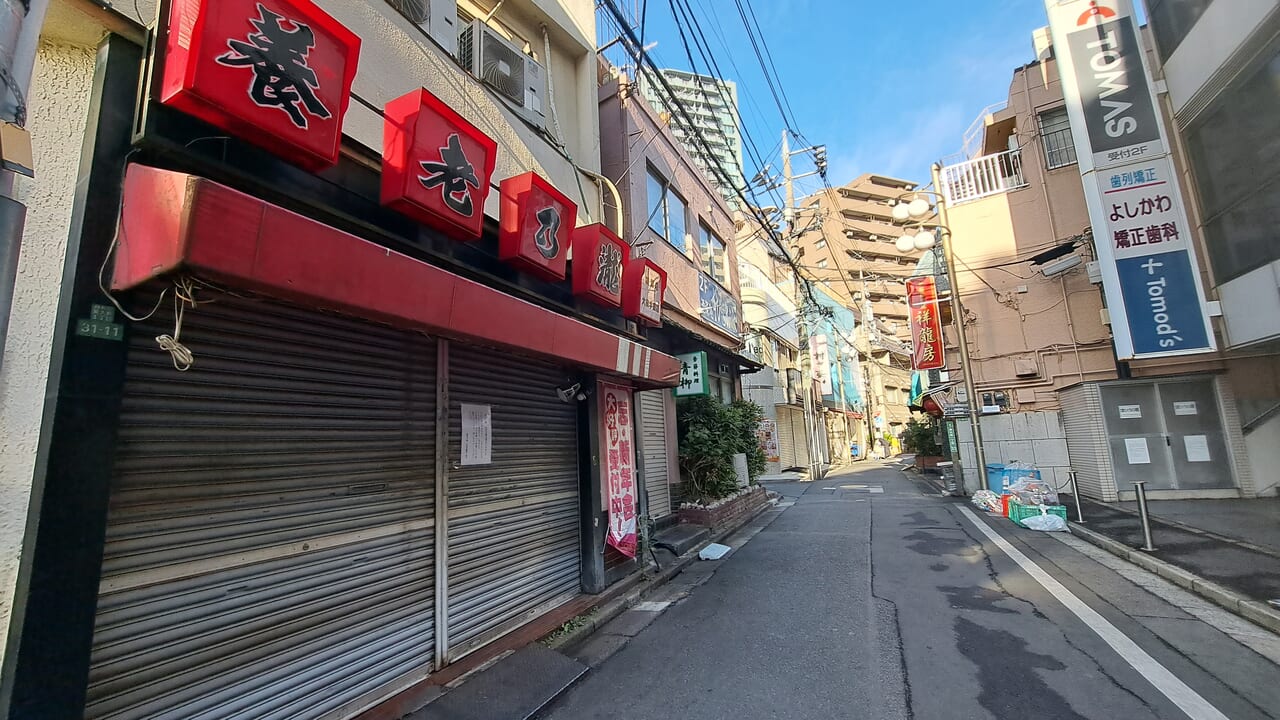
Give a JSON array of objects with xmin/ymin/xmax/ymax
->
[{"xmin": 1046, "ymin": 0, "xmax": 1214, "ymax": 359}]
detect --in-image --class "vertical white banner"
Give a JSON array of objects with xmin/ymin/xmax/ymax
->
[{"xmin": 1045, "ymin": 0, "xmax": 1215, "ymax": 359}]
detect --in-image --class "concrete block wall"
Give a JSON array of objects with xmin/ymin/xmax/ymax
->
[{"xmin": 956, "ymin": 410, "xmax": 1072, "ymax": 493}]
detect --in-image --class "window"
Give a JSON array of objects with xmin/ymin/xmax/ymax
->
[
  {"xmin": 1187, "ymin": 47, "xmax": 1280, "ymax": 283},
  {"xmin": 816, "ymin": 259, "xmax": 829, "ymax": 269},
  {"xmin": 647, "ymin": 167, "xmax": 688, "ymax": 249},
  {"xmin": 698, "ymin": 223, "xmax": 729, "ymax": 285},
  {"xmin": 1038, "ymin": 107, "xmax": 1077, "ymax": 169},
  {"xmin": 1146, "ymin": 0, "xmax": 1214, "ymax": 62},
  {"xmin": 815, "ymin": 239, "xmax": 827, "ymax": 250}
]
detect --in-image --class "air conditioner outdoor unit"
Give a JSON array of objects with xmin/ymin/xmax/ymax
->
[
  {"xmin": 385, "ymin": 0, "xmax": 458, "ymax": 57},
  {"xmin": 458, "ymin": 20, "xmax": 547, "ymax": 130}
]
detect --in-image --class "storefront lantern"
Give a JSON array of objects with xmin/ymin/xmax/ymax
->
[
  {"xmin": 382, "ymin": 87, "xmax": 498, "ymax": 240},
  {"xmin": 159, "ymin": 0, "xmax": 360, "ymax": 171},
  {"xmin": 571, "ymin": 223, "xmax": 627, "ymax": 307},
  {"xmin": 498, "ymin": 172, "xmax": 577, "ymax": 281},
  {"xmin": 622, "ymin": 256, "xmax": 666, "ymax": 326}
]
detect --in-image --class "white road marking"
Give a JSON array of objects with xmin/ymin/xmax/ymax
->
[
  {"xmin": 957, "ymin": 506, "xmax": 1230, "ymax": 720},
  {"xmin": 870, "ymin": 487, "xmax": 884, "ymax": 494}
]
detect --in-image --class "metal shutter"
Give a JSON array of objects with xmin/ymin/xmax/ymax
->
[
  {"xmin": 88, "ymin": 291, "xmax": 437, "ymax": 720},
  {"xmin": 637, "ymin": 390, "xmax": 672, "ymax": 519},
  {"xmin": 1059, "ymin": 383, "xmax": 1116, "ymax": 501},
  {"xmin": 444, "ymin": 344, "xmax": 580, "ymax": 660},
  {"xmin": 778, "ymin": 406, "xmax": 797, "ymax": 470}
]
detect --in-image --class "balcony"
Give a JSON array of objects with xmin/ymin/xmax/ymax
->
[{"xmin": 939, "ymin": 149, "xmax": 1027, "ymax": 206}]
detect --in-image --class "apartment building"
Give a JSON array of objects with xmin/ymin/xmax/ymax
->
[
  {"xmin": 937, "ymin": 15, "xmax": 1262, "ymax": 502},
  {"xmin": 640, "ymin": 68, "xmax": 744, "ymax": 208},
  {"xmin": 791, "ymin": 174, "xmax": 922, "ymax": 441}
]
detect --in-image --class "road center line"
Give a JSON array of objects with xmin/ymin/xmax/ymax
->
[{"xmin": 957, "ymin": 506, "xmax": 1229, "ymax": 720}]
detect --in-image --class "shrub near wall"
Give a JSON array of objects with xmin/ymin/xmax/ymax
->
[{"xmin": 676, "ymin": 397, "xmax": 767, "ymax": 503}]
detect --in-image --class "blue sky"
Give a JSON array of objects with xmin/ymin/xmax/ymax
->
[{"xmin": 628, "ymin": 0, "xmax": 1064, "ymax": 192}]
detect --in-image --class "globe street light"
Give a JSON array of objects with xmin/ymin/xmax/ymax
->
[{"xmin": 890, "ymin": 172, "xmax": 989, "ymax": 497}]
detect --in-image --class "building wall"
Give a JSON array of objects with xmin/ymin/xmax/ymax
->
[
  {"xmin": 954, "ymin": 411, "xmax": 1071, "ymax": 493},
  {"xmin": 599, "ymin": 74, "xmax": 741, "ymax": 348},
  {"xmin": 316, "ymin": 0, "xmax": 604, "ymax": 225},
  {"xmin": 943, "ymin": 59, "xmax": 1126, "ymax": 412},
  {"xmin": 0, "ymin": 38, "xmax": 97, "ymax": 670}
]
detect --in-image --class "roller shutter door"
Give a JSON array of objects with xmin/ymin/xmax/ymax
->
[
  {"xmin": 637, "ymin": 390, "xmax": 672, "ymax": 520},
  {"xmin": 777, "ymin": 407, "xmax": 796, "ymax": 470},
  {"xmin": 87, "ymin": 292, "xmax": 437, "ymax": 720},
  {"xmin": 792, "ymin": 409, "xmax": 811, "ymax": 469},
  {"xmin": 444, "ymin": 345, "xmax": 581, "ymax": 660}
]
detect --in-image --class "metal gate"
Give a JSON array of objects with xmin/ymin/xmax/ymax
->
[
  {"xmin": 637, "ymin": 390, "xmax": 672, "ymax": 520},
  {"xmin": 444, "ymin": 344, "xmax": 581, "ymax": 660},
  {"xmin": 778, "ymin": 406, "xmax": 797, "ymax": 470},
  {"xmin": 88, "ymin": 292, "xmax": 437, "ymax": 720}
]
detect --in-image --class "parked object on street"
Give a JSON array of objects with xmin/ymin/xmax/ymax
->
[
  {"xmin": 1021, "ymin": 513, "xmax": 1068, "ymax": 532},
  {"xmin": 984, "ymin": 462, "xmax": 1043, "ymax": 495},
  {"xmin": 699, "ymin": 543, "xmax": 732, "ymax": 560},
  {"xmin": 1006, "ymin": 477, "xmax": 1059, "ymax": 507},
  {"xmin": 971, "ymin": 489, "xmax": 1002, "ymax": 514},
  {"xmin": 1008, "ymin": 499, "xmax": 1069, "ymax": 529}
]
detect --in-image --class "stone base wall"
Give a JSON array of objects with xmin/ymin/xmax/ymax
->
[{"xmin": 678, "ymin": 486, "xmax": 769, "ymax": 536}]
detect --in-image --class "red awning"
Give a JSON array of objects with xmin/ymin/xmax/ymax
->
[{"xmin": 111, "ymin": 164, "xmax": 680, "ymax": 388}]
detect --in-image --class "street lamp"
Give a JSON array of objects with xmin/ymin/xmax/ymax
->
[{"xmin": 889, "ymin": 171, "xmax": 988, "ymax": 497}]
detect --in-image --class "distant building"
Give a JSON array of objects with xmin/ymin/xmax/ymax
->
[
  {"xmin": 640, "ymin": 68, "xmax": 744, "ymax": 208},
  {"xmin": 790, "ymin": 174, "xmax": 923, "ymax": 442}
]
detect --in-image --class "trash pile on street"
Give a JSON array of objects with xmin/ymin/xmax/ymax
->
[{"xmin": 970, "ymin": 475, "xmax": 1069, "ymax": 532}]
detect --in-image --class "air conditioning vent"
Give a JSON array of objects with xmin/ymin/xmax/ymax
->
[
  {"xmin": 385, "ymin": 0, "xmax": 457, "ymax": 56},
  {"xmin": 458, "ymin": 20, "xmax": 547, "ymax": 129},
  {"xmin": 386, "ymin": 0, "xmax": 429, "ymax": 23}
]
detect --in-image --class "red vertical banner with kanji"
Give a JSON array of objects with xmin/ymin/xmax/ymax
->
[
  {"xmin": 906, "ymin": 276, "xmax": 946, "ymax": 371},
  {"xmin": 599, "ymin": 381, "xmax": 638, "ymax": 557}
]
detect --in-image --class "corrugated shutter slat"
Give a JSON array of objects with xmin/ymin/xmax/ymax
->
[{"xmin": 88, "ymin": 291, "xmax": 437, "ymax": 720}]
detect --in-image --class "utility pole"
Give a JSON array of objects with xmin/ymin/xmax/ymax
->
[
  {"xmin": 931, "ymin": 162, "xmax": 986, "ymax": 496},
  {"xmin": 782, "ymin": 129, "xmax": 821, "ymax": 479}
]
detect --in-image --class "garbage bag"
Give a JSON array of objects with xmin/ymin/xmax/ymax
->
[
  {"xmin": 1021, "ymin": 513, "xmax": 1068, "ymax": 532},
  {"xmin": 1006, "ymin": 477, "xmax": 1059, "ymax": 506},
  {"xmin": 971, "ymin": 490, "xmax": 1002, "ymax": 513}
]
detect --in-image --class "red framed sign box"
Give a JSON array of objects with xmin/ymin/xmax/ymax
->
[
  {"xmin": 382, "ymin": 87, "xmax": 498, "ymax": 240},
  {"xmin": 571, "ymin": 224, "xmax": 627, "ymax": 308},
  {"xmin": 906, "ymin": 276, "xmax": 946, "ymax": 371},
  {"xmin": 159, "ymin": 0, "xmax": 360, "ymax": 171},
  {"xmin": 498, "ymin": 172, "xmax": 577, "ymax": 281},
  {"xmin": 622, "ymin": 256, "xmax": 666, "ymax": 327}
]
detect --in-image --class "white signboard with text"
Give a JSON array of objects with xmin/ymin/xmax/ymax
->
[{"xmin": 1045, "ymin": 0, "xmax": 1214, "ymax": 360}]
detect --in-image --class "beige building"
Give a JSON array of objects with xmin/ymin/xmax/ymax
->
[
  {"xmin": 938, "ymin": 29, "xmax": 1259, "ymax": 502},
  {"xmin": 791, "ymin": 174, "xmax": 922, "ymax": 444}
]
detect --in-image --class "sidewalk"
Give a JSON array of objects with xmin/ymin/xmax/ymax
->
[{"xmin": 1072, "ymin": 495, "xmax": 1280, "ymax": 607}]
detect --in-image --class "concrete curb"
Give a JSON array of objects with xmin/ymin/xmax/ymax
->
[
  {"xmin": 542, "ymin": 493, "xmax": 782, "ymax": 653},
  {"xmin": 1068, "ymin": 521, "xmax": 1280, "ymax": 636},
  {"xmin": 1080, "ymin": 496, "xmax": 1280, "ymax": 560}
]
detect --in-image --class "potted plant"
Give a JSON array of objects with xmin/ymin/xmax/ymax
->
[{"xmin": 903, "ymin": 416, "xmax": 945, "ymax": 471}]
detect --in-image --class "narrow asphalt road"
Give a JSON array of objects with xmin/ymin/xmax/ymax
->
[{"xmin": 540, "ymin": 462, "xmax": 1280, "ymax": 719}]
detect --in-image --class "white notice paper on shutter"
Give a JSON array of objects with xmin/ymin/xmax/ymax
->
[
  {"xmin": 1124, "ymin": 437, "xmax": 1150, "ymax": 465},
  {"xmin": 1184, "ymin": 435, "xmax": 1211, "ymax": 462},
  {"xmin": 461, "ymin": 403, "xmax": 492, "ymax": 465}
]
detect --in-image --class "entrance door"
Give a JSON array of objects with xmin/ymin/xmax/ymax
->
[{"xmin": 1100, "ymin": 379, "xmax": 1233, "ymax": 491}]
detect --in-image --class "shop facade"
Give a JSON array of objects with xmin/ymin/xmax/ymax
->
[{"xmin": 2, "ymin": 1, "xmax": 680, "ymax": 717}]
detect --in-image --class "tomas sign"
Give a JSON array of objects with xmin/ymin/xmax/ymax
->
[
  {"xmin": 498, "ymin": 172, "xmax": 576, "ymax": 281},
  {"xmin": 1045, "ymin": 0, "xmax": 1214, "ymax": 359},
  {"xmin": 160, "ymin": 0, "xmax": 360, "ymax": 170},
  {"xmin": 382, "ymin": 87, "xmax": 498, "ymax": 240}
]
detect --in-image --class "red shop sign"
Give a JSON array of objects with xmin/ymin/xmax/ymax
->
[
  {"xmin": 622, "ymin": 256, "xmax": 666, "ymax": 326},
  {"xmin": 599, "ymin": 381, "xmax": 638, "ymax": 558},
  {"xmin": 906, "ymin": 276, "xmax": 946, "ymax": 371},
  {"xmin": 571, "ymin": 224, "xmax": 626, "ymax": 307},
  {"xmin": 498, "ymin": 172, "xmax": 577, "ymax": 281},
  {"xmin": 160, "ymin": 0, "xmax": 360, "ymax": 170},
  {"xmin": 383, "ymin": 88, "xmax": 498, "ymax": 240}
]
